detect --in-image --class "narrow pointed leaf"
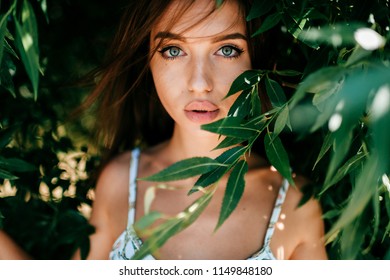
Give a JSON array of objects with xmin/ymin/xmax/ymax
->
[
  {"xmin": 140, "ymin": 157, "xmax": 225, "ymax": 182},
  {"xmin": 320, "ymin": 151, "xmax": 366, "ymax": 196},
  {"xmin": 132, "ymin": 188, "xmax": 214, "ymax": 259},
  {"xmin": 193, "ymin": 146, "xmax": 247, "ymax": 191},
  {"xmin": 14, "ymin": 1, "xmax": 40, "ymax": 99},
  {"xmin": 134, "ymin": 211, "xmax": 163, "ymax": 231},
  {"xmin": 246, "ymin": 0, "xmax": 274, "ymax": 21},
  {"xmin": 227, "ymin": 88, "xmax": 251, "ymax": 118},
  {"xmin": 252, "ymin": 12, "xmax": 282, "ymax": 37},
  {"xmin": 264, "ymin": 132, "xmax": 294, "ymax": 185},
  {"xmin": 0, "ymin": 168, "xmax": 18, "ymax": 180},
  {"xmin": 313, "ymin": 132, "xmax": 334, "ymax": 169},
  {"xmin": 213, "ymin": 136, "xmax": 244, "ymax": 150},
  {"xmin": 325, "ymin": 155, "xmax": 379, "ymax": 242},
  {"xmin": 273, "ymin": 105, "xmax": 290, "ymax": 138},
  {"xmin": 216, "ymin": 160, "xmax": 248, "ymax": 230},
  {"xmin": 201, "ymin": 117, "xmax": 259, "ymax": 139},
  {"xmin": 225, "ymin": 70, "xmax": 261, "ymax": 98},
  {"xmin": 265, "ymin": 76, "xmax": 287, "ymax": 107}
]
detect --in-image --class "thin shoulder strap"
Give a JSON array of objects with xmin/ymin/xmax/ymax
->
[
  {"xmin": 262, "ymin": 178, "xmax": 289, "ymax": 247},
  {"xmin": 127, "ymin": 148, "xmax": 140, "ymax": 226}
]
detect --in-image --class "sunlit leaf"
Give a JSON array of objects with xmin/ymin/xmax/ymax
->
[
  {"xmin": 326, "ymin": 155, "xmax": 379, "ymax": 242},
  {"xmin": 132, "ymin": 187, "xmax": 215, "ymax": 259},
  {"xmin": 193, "ymin": 146, "xmax": 247, "ymax": 192},
  {"xmin": 14, "ymin": 0, "xmax": 40, "ymax": 99},
  {"xmin": 227, "ymin": 88, "xmax": 251, "ymax": 119},
  {"xmin": 216, "ymin": 160, "xmax": 248, "ymax": 230},
  {"xmin": 290, "ymin": 66, "xmax": 346, "ymax": 108},
  {"xmin": 201, "ymin": 117, "xmax": 260, "ymax": 139},
  {"xmin": 134, "ymin": 211, "xmax": 163, "ymax": 231},
  {"xmin": 140, "ymin": 157, "xmax": 225, "ymax": 182},
  {"xmin": 320, "ymin": 151, "xmax": 366, "ymax": 196},
  {"xmin": 273, "ymin": 105, "xmax": 290, "ymax": 137},
  {"xmin": 264, "ymin": 132, "xmax": 294, "ymax": 185},
  {"xmin": 313, "ymin": 132, "xmax": 334, "ymax": 169},
  {"xmin": 225, "ymin": 70, "xmax": 261, "ymax": 98},
  {"xmin": 213, "ymin": 136, "xmax": 244, "ymax": 150}
]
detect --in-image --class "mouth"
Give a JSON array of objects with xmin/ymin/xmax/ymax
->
[{"xmin": 184, "ymin": 101, "xmax": 220, "ymax": 124}]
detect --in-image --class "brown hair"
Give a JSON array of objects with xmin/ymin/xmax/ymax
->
[{"xmin": 81, "ymin": 0, "xmax": 270, "ymax": 166}]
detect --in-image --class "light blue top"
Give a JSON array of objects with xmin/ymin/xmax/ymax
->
[{"xmin": 109, "ymin": 148, "xmax": 289, "ymax": 260}]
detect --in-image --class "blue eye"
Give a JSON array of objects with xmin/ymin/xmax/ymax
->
[
  {"xmin": 159, "ymin": 46, "xmax": 184, "ymax": 59},
  {"xmin": 217, "ymin": 45, "xmax": 243, "ymax": 58}
]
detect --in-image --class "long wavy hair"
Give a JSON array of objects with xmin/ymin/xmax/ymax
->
[{"xmin": 81, "ymin": 0, "xmax": 273, "ymax": 167}]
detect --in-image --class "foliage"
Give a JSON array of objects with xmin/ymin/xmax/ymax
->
[
  {"xmin": 1, "ymin": 0, "xmax": 389, "ymax": 260},
  {"xmin": 0, "ymin": 0, "xmax": 123, "ymax": 259},
  {"xmin": 135, "ymin": 0, "xmax": 390, "ymax": 260}
]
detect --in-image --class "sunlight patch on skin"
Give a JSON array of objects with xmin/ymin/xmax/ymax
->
[
  {"xmin": 276, "ymin": 246, "xmax": 285, "ymax": 260},
  {"xmin": 276, "ymin": 222, "xmax": 285, "ymax": 231},
  {"xmin": 270, "ymin": 166, "xmax": 277, "ymax": 172},
  {"xmin": 268, "ymin": 185, "xmax": 273, "ymax": 191},
  {"xmin": 280, "ymin": 213, "xmax": 286, "ymax": 220}
]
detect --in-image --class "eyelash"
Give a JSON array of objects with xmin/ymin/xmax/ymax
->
[{"xmin": 157, "ymin": 45, "xmax": 244, "ymax": 60}]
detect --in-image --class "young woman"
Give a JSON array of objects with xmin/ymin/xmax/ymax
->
[{"xmin": 0, "ymin": 0, "xmax": 327, "ymax": 260}]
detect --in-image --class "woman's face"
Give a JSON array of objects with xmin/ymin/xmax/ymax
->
[{"xmin": 149, "ymin": 0, "xmax": 251, "ymax": 132}]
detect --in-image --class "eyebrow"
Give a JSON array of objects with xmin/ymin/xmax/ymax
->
[{"xmin": 153, "ymin": 31, "xmax": 248, "ymax": 42}]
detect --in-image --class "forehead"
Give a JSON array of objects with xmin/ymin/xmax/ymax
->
[{"xmin": 151, "ymin": 0, "xmax": 245, "ymax": 39}]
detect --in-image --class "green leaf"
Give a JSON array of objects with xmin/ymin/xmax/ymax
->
[
  {"xmin": 0, "ymin": 14, "xmax": 8, "ymax": 65},
  {"xmin": 320, "ymin": 151, "xmax": 366, "ymax": 196},
  {"xmin": 213, "ymin": 136, "xmax": 244, "ymax": 150},
  {"xmin": 0, "ymin": 168, "xmax": 18, "ymax": 180},
  {"xmin": 275, "ymin": 69, "xmax": 302, "ymax": 77},
  {"xmin": 265, "ymin": 76, "xmax": 287, "ymax": 107},
  {"xmin": 246, "ymin": 0, "xmax": 274, "ymax": 21},
  {"xmin": 193, "ymin": 146, "xmax": 247, "ymax": 191},
  {"xmin": 14, "ymin": 0, "xmax": 40, "ymax": 100},
  {"xmin": 325, "ymin": 154, "xmax": 379, "ymax": 243},
  {"xmin": 132, "ymin": 187, "xmax": 215, "ymax": 259},
  {"xmin": 139, "ymin": 157, "xmax": 225, "ymax": 182},
  {"xmin": 250, "ymin": 87, "xmax": 262, "ymax": 117},
  {"xmin": 216, "ymin": 160, "xmax": 248, "ymax": 230},
  {"xmin": 264, "ymin": 132, "xmax": 294, "ymax": 185},
  {"xmin": 225, "ymin": 70, "xmax": 261, "ymax": 98},
  {"xmin": 251, "ymin": 12, "xmax": 282, "ymax": 37},
  {"xmin": 227, "ymin": 88, "xmax": 251, "ymax": 118},
  {"xmin": 273, "ymin": 105, "xmax": 290, "ymax": 137},
  {"xmin": 201, "ymin": 117, "xmax": 260, "ymax": 139},
  {"xmin": 298, "ymin": 23, "xmax": 365, "ymax": 49},
  {"xmin": 0, "ymin": 157, "xmax": 36, "ymax": 172},
  {"xmin": 313, "ymin": 132, "xmax": 333, "ymax": 169},
  {"xmin": 290, "ymin": 66, "xmax": 346, "ymax": 108},
  {"xmin": 134, "ymin": 211, "xmax": 163, "ymax": 231}
]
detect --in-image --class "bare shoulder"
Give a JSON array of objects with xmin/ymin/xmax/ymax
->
[
  {"xmin": 283, "ymin": 175, "xmax": 328, "ymax": 259},
  {"xmin": 89, "ymin": 151, "xmax": 132, "ymax": 234},
  {"xmin": 96, "ymin": 152, "xmax": 132, "ymax": 192}
]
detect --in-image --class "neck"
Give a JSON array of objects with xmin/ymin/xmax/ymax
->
[{"xmin": 165, "ymin": 124, "xmax": 227, "ymax": 161}]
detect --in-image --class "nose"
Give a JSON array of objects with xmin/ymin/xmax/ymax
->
[{"xmin": 187, "ymin": 57, "xmax": 213, "ymax": 94}]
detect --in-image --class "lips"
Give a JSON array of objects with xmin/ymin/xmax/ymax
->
[{"xmin": 184, "ymin": 100, "xmax": 219, "ymax": 124}]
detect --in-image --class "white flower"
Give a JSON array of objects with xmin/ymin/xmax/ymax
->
[{"xmin": 354, "ymin": 28, "xmax": 386, "ymax": 50}]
